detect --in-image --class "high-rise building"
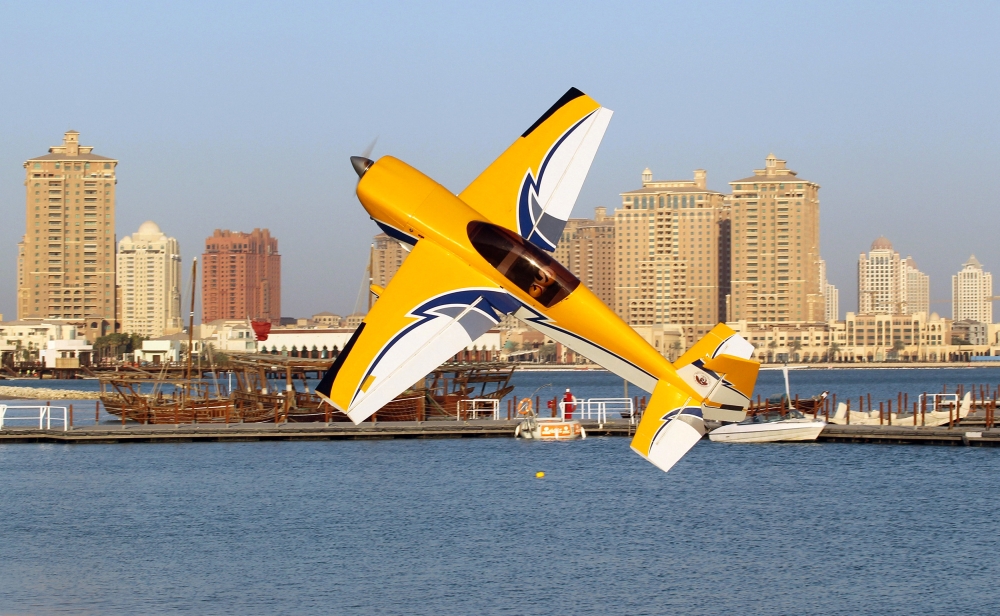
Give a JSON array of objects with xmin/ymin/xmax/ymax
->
[
  {"xmin": 952, "ymin": 255, "xmax": 992, "ymax": 323},
  {"xmin": 616, "ymin": 168, "xmax": 729, "ymax": 339},
  {"xmin": 371, "ymin": 233, "xmax": 409, "ymax": 289},
  {"xmin": 18, "ymin": 131, "xmax": 118, "ymax": 333},
  {"xmin": 729, "ymin": 154, "xmax": 823, "ymax": 323},
  {"xmin": 858, "ymin": 237, "xmax": 904, "ymax": 314},
  {"xmin": 857, "ymin": 237, "xmax": 928, "ymax": 315},
  {"xmin": 117, "ymin": 221, "xmax": 182, "ymax": 338},
  {"xmin": 552, "ymin": 207, "xmax": 615, "ymax": 309},
  {"xmin": 202, "ymin": 229, "xmax": 280, "ymax": 323},
  {"xmin": 818, "ymin": 258, "xmax": 839, "ymax": 321},
  {"xmin": 903, "ymin": 257, "xmax": 930, "ymax": 316}
]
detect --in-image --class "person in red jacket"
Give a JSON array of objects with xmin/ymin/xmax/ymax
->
[{"xmin": 563, "ymin": 388, "xmax": 575, "ymax": 420}]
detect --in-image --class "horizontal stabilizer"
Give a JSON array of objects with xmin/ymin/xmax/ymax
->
[{"xmin": 630, "ymin": 380, "xmax": 705, "ymax": 473}]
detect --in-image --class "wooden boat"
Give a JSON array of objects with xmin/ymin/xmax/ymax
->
[{"xmin": 100, "ymin": 356, "xmax": 515, "ymax": 424}]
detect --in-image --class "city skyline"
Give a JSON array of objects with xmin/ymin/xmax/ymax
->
[{"xmin": 3, "ymin": 3, "xmax": 1000, "ymax": 319}]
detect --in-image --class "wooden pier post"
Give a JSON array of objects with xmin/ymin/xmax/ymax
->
[
  {"xmin": 879, "ymin": 401, "xmax": 884, "ymax": 425},
  {"xmin": 830, "ymin": 394, "xmax": 835, "ymax": 421},
  {"xmin": 949, "ymin": 402, "xmax": 954, "ymax": 429},
  {"xmin": 507, "ymin": 399, "xmax": 512, "ymax": 421},
  {"xmin": 888, "ymin": 399, "xmax": 892, "ymax": 426},
  {"xmin": 913, "ymin": 401, "xmax": 917, "ymax": 426},
  {"xmin": 68, "ymin": 404, "xmax": 73, "ymax": 429},
  {"xmin": 846, "ymin": 399, "xmax": 851, "ymax": 425},
  {"xmin": 921, "ymin": 393, "xmax": 927, "ymax": 427},
  {"xmin": 867, "ymin": 393, "xmax": 872, "ymax": 414},
  {"xmin": 95, "ymin": 400, "xmax": 100, "ymax": 425},
  {"xmin": 535, "ymin": 396, "xmax": 540, "ymax": 418}
]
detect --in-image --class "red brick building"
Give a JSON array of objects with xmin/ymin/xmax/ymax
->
[{"xmin": 202, "ymin": 228, "xmax": 280, "ymax": 324}]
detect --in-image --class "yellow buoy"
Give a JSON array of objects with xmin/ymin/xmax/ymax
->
[{"xmin": 535, "ymin": 471, "xmax": 545, "ymax": 478}]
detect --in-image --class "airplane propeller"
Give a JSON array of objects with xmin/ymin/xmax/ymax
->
[{"xmin": 351, "ymin": 136, "xmax": 378, "ymax": 178}]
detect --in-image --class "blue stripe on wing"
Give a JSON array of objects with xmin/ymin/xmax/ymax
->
[
  {"xmin": 516, "ymin": 112, "xmax": 595, "ymax": 251},
  {"xmin": 349, "ymin": 289, "xmax": 522, "ymax": 405}
]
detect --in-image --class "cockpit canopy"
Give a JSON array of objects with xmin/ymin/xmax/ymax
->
[{"xmin": 468, "ymin": 221, "xmax": 579, "ymax": 308}]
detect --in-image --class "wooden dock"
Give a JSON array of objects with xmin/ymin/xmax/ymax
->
[
  {"xmin": 0, "ymin": 420, "xmax": 635, "ymax": 444},
  {"xmin": 2, "ymin": 420, "xmax": 999, "ymax": 446}
]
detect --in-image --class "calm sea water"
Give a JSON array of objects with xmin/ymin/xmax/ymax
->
[
  {"xmin": 1, "ymin": 369, "xmax": 999, "ymax": 614},
  {"xmin": 1, "ymin": 438, "xmax": 998, "ymax": 614}
]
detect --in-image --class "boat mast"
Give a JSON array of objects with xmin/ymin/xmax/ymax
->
[{"xmin": 186, "ymin": 257, "xmax": 197, "ymax": 383}]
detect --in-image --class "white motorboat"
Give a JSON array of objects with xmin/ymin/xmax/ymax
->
[{"xmin": 709, "ymin": 410, "xmax": 826, "ymax": 443}]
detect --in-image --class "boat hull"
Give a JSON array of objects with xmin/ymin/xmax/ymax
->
[{"xmin": 709, "ymin": 421, "xmax": 826, "ymax": 443}]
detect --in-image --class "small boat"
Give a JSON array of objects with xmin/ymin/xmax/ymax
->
[
  {"xmin": 513, "ymin": 397, "xmax": 585, "ymax": 441},
  {"xmin": 709, "ymin": 409, "xmax": 826, "ymax": 443},
  {"xmin": 827, "ymin": 392, "xmax": 971, "ymax": 427}
]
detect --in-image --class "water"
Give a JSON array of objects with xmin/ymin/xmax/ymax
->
[{"xmin": 1, "ymin": 438, "xmax": 998, "ymax": 614}]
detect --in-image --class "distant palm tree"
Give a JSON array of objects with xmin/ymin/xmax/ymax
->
[{"xmin": 789, "ymin": 339, "xmax": 802, "ymax": 362}]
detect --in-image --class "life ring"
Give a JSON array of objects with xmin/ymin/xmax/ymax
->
[{"xmin": 517, "ymin": 398, "xmax": 533, "ymax": 415}]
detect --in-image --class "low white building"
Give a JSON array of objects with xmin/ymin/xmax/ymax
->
[
  {"xmin": 0, "ymin": 320, "xmax": 83, "ymax": 361},
  {"xmin": 257, "ymin": 328, "xmax": 357, "ymax": 357},
  {"xmin": 134, "ymin": 339, "xmax": 183, "ymax": 364},
  {"xmin": 39, "ymin": 339, "xmax": 94, "ymax": 368}
]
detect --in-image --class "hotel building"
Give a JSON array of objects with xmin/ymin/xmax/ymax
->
[
  {"xmin": 552, "ymin": 207, "xmax": 615, "ymax": 310},
  {"xmin": 117, "ymin": 221, "xmax": 182, "ymax": 338},
  {"xmin": 728, "ymin": 154, "xmax": 823, "ymax": 323},
  {"xmin": 616, "ymin": 168, "xmax": 730, "ymax": 340},
  {"xmin": 953, "ymin": 255, "xmax": 992, "ymax": 323},
  {"xmin": 371, "ymin": 233, "xmax": 409, "ymax": 289},
  {"xmin": 857, "ymin": 237, "xmax": 929, "ymax": 315},
  {"xmin": 202, "ymin": 229, "xmax": 281, "ymax": 323},
  {"xmin": 17, "ymin": 131, "xmax": 117, "ymax": 333}
]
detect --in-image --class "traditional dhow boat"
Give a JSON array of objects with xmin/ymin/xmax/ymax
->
[{"xmin": 100, "ymin": 356, "xmax": 516, "ymax": 424}]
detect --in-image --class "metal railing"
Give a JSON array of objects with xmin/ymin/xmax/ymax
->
[
  {"xmin": 918, "ymin": 393, "xmax": 959, "ymax": 413},
  {"xmin": 0, "ymin": 405, "xmax": 68, "ymax": 431},
  {"xmin": 559, "ymin": 398, "xmax": 636, "ymax": 425},
  {"xmin": 458, "ymin": 398, "xmax": 500, "ymax": 420}
]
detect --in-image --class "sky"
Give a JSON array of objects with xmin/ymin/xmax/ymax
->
[{"xmin": 2, "ymin": 1, "xmax": 999, "ymax": 321}]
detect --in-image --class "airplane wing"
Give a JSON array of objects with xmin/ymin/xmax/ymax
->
[
  {"xmin": 459, "ymin": 88, "xmax": 613, "ymax": 252},
  {"xmin": 314, "ymin": 240, "xmax": 520, "ymax": 423}
]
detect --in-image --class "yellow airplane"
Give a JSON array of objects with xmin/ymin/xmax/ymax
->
[{"xmin": 316, "ymin": 88, "xmax": 760, "ymax": 473}]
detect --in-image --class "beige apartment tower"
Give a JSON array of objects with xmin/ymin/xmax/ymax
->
[
  {"xmin": 371, "ymin": 233, "xmax": 409, "ymax": 289},
  {"xmin": 552, "ymin": 207, "xmax": 615, "ymax": 310},
  {"xmin": 117, "ymin": 221, "xmax": 182, "ymax": 338},
  {"xmin": 729, "ymin": 155, "xmax": 822, "ymax": 323},
  {"xmin": 616, "ymin": 168, "xmax": 730, "ymax": 340},
  {"xmin": 18, "ymin": 132, "xmax": 117, "ymax": 332}
]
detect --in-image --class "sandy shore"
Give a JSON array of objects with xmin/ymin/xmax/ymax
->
[{"xmin": 0, "ymin": 386, "xmax": 100, "ymax": 400}]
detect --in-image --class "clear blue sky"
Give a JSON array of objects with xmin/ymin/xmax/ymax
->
[{"xmin": 2, "ymin": 1, "xmax": 999, "ymax": 320}]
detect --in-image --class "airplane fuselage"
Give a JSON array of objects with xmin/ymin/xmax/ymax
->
[{"xmin": 356, "ymin": 156, "xmax": 696, "ymax": 398}]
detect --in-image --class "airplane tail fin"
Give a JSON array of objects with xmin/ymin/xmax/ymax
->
[{"xmin": 630, "ymin": 324, "xmax": 760, "ymax": 473}]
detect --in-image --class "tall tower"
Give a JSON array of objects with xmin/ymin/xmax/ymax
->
[
  {"xmin": 201, "ymin": 229, "xmax": 281, "ymax": 324},
  {"xmin": 616, "ymin": 168, "xmax": 729, "ymax": 340},
  {"xmin": 858, "ymin": 237, "xmax": 904, "ymax": 314},
  {"xmin": 18, "ymin": 132, "xmax": 118, "ymax": 332},
  {"xmin": 552, "ymin": 207, "xmax": 615, "ymax": 310},
  {"xmin": 371, "ymin": 233, "xmax": 409, "ymax": 289},
  {"xmin": 728, "ymin": 154, "xmax": 822, "ymax": 323},
  {"xmin": 952, "ymin": 255, "xmax": 992, "ymax": 323},
  {"xmin": 117, "ymin": 221, "xmax": 182, "ymax": 338},
  {"xmin": 903, "ymin": 257, "xmax": 930, "ymax": 316}
]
